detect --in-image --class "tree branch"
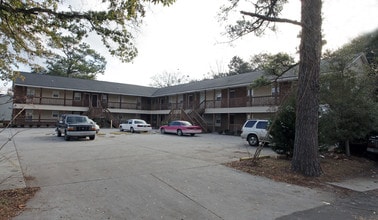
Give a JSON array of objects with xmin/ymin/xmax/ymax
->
[
  {"xmin": 273, "ymin": 62, "xmax": 299, "ymax": 81},
  {"xmin": 0, "ymin": 4, "xmax": 97, "ymax": 23},
  {"xmin": 240, "ymin": 11, "xmax": 302, "ymax": 26}
]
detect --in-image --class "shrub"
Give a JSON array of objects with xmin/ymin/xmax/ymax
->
[{"xmin": 269, "ymin": 97, "xmax": 296, "ymax": 155}]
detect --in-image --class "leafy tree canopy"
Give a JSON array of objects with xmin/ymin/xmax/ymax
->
[
  {"xmin": 34, "ymin": 36, "xmax": 107, "ymax": 80},
  {"xmin": 221, "ymin": 0, "xmax": 300, "ymax": 39},
  {"xmin": 334, "ymin": 29, "xmax": 378, "ymax": 56},
  {"xmin": 250, "ymin": 52, "xmax": 296, "ymax": 88},
  {"xmin": 228, "ymin": 56, "xmax": 253, "ymax": 75},
  {"xmin": 0, "ymin": 0, "xmax": 175, "ymax": 80},
  {"xmin": 212, "ymin": 52, "xmax": 296, "ymax": 80},
  {"xmin": 319, "ymin": 29, "xmax": 378, "ymax": 152}
]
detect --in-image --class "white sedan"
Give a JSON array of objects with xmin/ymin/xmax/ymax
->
[
  {"xmin": 119, "ymin": 119, "xmax": 152, "ymax": 133},
  {"xmin": 88, "ymin": 119, "xmax": 100, "ymax": 134}
]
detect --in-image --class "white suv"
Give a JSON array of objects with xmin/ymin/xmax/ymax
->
[{"xmin": 240, "ymin": 119, "xmax": 269, "ymax": 146}]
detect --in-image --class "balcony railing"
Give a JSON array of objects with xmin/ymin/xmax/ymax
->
[
  {"xmin": 203, "ymin": 95, "xmax": 280, "ymax": 109},
  {"xmin": 14, "ymin": 95, "xmax": 282, "ymax": 111},
  {"xmin": 15, "ymin": 96, "xmax": 75, "ymax": 106},
  {"xmin": 107, "ymin": 101, "xmax": 140, "ymax": 109},
  {"xmin": 13, "ymin": 118, "xmax": 57, "ymax": 127}
]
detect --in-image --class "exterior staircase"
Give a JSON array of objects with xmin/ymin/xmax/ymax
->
[
  {"xmin": 165, "ymin": 107, "xmax": 208, "ymax": 133},
  {"xmin": 103, "ymin": 108, "xmax": 120, "ymax": 128},
  {"xmin": 86, "ymin": 106, "xmax": 120, "ymax": 128},
  {"xmin": 164, "ymin": 109, "xmax": 182, "ymax": 124},
  {"xmin": 188, "ymin": 109, "xmax": 208, "ymax": 132}
]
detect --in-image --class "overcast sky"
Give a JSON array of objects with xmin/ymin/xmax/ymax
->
[
  {"xmin": 7, "ymin": 0, "xmax": 378, "ymax": 92},
  {"xmin": 95, "ymin": 0, "xmax": 378, "ymax": 87}
]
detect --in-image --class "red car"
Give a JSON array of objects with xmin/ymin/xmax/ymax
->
[{"xmin": 160, "ymin": 120, "xmax": 202, "ymax": 136}]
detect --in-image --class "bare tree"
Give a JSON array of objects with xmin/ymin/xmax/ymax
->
[
  {"xmin": 222, "ymin": 0, "xmax": 323, "ymax": 176},
  {"xmin": 150, "ymin": 71, "xmax": 190, "ymax": 88}
]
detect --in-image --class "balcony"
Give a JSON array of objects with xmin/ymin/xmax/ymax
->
[
  {"xmin": 15, "ymin": 96, "xmax": 74, "ymax": 106},
  {"xmin": 204, "ymin": 95, "xmax": 280, "ymax": 109},
  {"xmin": 107, "ymin": 101, "xmax": 140, "ymax": 109},
  {"xmin": 14, "ymin": 94, "xmax": 283, "ymax": 111}
]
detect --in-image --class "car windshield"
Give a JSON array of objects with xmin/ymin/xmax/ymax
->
[{"xmin": 67, "ymin": 116, "xmax": 88, "ymax": 124}]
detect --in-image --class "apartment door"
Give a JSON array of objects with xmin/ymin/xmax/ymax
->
[
  {"xmin": 187, "ymin": 94, "xmax": 194, "ymax": 108},
  {"xmin": 84, "ymin": 93, "xmax": 90, "ymax": 107}
]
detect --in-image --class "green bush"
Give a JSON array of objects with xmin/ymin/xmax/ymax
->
[{"xmin": 269, "ymin": 97, "xmax": 296, "ymax": 155}]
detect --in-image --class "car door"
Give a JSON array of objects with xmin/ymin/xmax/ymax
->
[
  {"xmin": 255, "ymin": 121, "xmax": 268, "ymax": 139},
  {"xmin": 126, "ymin": 120, "xmax": 132, "ymax": 131},
  {"xmin": 121, "ymin": 120, "xmax": 129, "ymax": 131},
  {"xmin": 167, "ymin": 121, "xmax": 178, "ymax": 133}
]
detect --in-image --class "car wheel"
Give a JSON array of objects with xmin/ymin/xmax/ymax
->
[
  {"xmin": 130, "ymin": 127, "xmax": 135, "ymax": 133},
  {"xmin": 177, "ymin": 129, "xmax": 183, "ymax": 136},
  {"xmin": 160, "ymin": 128, "xmax": 165, "ymax": 134},
  {"xmin": 247, "ymin": 134, "xmax": 259, "ymax": 146},
  {"xmin": 89, "ymin": 135, "xmax": 95, "ymax": 140},
  {"xmin": 64, "ymin": 132, "xmax": 70, "ymax": 141},
  {"xmin": 190, "ymin": 134, "xmax": 195, "ymax": 136}
]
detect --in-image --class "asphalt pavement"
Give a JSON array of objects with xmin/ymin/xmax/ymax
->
[{"xmin": 0, "ymin": 128, "xmax": 377, "ymax": 220}]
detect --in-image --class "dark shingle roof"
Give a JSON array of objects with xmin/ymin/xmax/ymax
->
[
  {"xmin": 152, "ymin": 71, "xmax": 266, "ymax": 96},
  {"xmin": 152, "ymin": 66, "xmax": 299, "ymax": 96},
  {"xmin": 14, "ymin": 72, "xmax": 158, "ymax": 97}
]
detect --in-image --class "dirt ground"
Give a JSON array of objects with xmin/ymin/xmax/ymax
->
[
  {"xmin": 226, "ymin": 153, "xmax": 378, "ymax": 192},
  {"xmin": 0, "ymin": 153, "xmax": 377, "ymax": 220},
  {"xmin": 0, "ymin": 187, "xmax": 39, "ymax": 220}
]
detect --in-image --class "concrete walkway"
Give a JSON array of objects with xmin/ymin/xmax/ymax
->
[
  {"xmin": 0, "ymin": 129, "xmax": 26, "ymax": 190},
  {"xmin": 1, "ymin": 128, "xmax": 377, "ymax": 220}
]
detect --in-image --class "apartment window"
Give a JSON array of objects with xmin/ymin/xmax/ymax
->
[
  {"xmin": 229, "ymin": 90, "xmax": 235, "ymax": 98},
  {"xmin": 74, "ymin": 92, "xmax": 81, "ymax": 101},
  {"xmin": 247, "ymin": 89, "xmax": 253, "ymax": 97},
  {"xmin": 27, "ymin": 88, "xmax": 35, "ymax": 97},
  {"xmin": 216, "ymin": 92, "xmax": 222, "ymax": 101},
  {"xmin": 102, "ymin": 94, "xmax": 107, "ymax": 101},
  {"xmin": 52, "ymin": 91, "xmax": 60, "ymax": 98},
  {"xmin": 256, "ymin": 121, "xmax": 268, "ymax": 129},
  {"xmin": 52, "ymin": 111, "xmax": 59, "ymax": 118},
  {"xmin": 271, "ymin": 86, "xmax": 280, "ymax": 95},
  {"xmin": 215, "ymin": 114, "xmax": 221, "ymax": 125}
]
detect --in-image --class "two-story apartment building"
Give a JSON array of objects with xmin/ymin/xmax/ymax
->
[{"xmin": 12, "ymin": 70, "xmax": 297, "ymax": 133}]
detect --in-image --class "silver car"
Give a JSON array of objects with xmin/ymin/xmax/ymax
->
[{"xmin": 240, "ymin": 119, "xmax": 269, "ymax": 146}]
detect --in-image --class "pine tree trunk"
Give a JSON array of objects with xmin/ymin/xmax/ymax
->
[
  {"xmin": 345, "ymin": 140, "xmax": 351, "ymax": 157},
  {"xmin": 291, "ymin": 0, "xmax": 323, "ymax": 177}
]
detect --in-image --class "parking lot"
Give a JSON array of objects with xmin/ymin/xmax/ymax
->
[{"xmin": 1, "ymin": 128, "xmax": 334, "ymax": 219}]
